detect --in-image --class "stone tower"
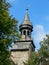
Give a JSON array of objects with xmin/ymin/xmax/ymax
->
[{"xmin": 11, "ymin": 9, "xmax": 35, "ymax": 65}]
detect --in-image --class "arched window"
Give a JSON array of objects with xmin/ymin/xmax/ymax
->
[
  {"xmin": 27, "ymin": 31, "xmax": 29, "ymax": 35},
  {"xmin": 23, "ymin": 30, "xmax": 26, "ymax": 35}
]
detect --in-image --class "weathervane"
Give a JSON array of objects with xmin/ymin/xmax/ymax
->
[{"xmin": 26, "ymin": 4, "xmax": 30, "ymax": 11}]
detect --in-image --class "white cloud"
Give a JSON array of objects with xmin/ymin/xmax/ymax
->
[{"xmin": 33, "ymin": 25, "xmax": 46, "ymax": 43}]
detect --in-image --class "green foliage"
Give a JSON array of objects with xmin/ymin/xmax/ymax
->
[
  {"xmin": 23, "ymin": 52, "xmax": 39, "ymax": 65},
  {"xmin": 24, "ymin": 35, "xmax": 49, "ymax": 65},
  {"xmin": 0, "ymin": 0, "xmax": 20, "ymax": 65},
  {"xmin": 38, "ymin": 35, "xmax": 49, "ymax": 65}
]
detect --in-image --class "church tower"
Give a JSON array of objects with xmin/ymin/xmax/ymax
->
[
  {"xmin": 11, "ymin": 9, "xmax": 35, "ymax": 65},
  {"xmin": 19, "ymin": 8, "xmax": 33, "ymax": 39}
]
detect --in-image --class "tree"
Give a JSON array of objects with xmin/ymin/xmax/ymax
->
[
  {"xmin": 38, "ymin": 35, "xmax": 49, "ymax": 65},
  {"xmin": 23, "ymin": 52, "xmax": 39, "ymax": 65},
  {"xmin": 24, "ymin": 35, "xmax": 49, "ymax": 65},
  {"xmin": 0, "ymin": 0, "xmax": 20, "ymax": 65}
]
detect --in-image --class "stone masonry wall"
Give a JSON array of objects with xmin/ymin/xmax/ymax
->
[{"xmin": 11, "ymin": 51, "xmax": 29, "ymax": 65}]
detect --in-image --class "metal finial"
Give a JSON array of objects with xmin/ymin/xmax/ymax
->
[
  {"xmin": 26, "ymin": 4, "xmax": 30, "ymax": 11},
  {"xmin": 26, "ymin": 4, "xmax": 29, "ymax": 11},
  {"xmin": 26, "ymin": 8, "xmax": 28, "ymax": 11}
]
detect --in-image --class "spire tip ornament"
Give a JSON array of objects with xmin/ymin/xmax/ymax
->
[
  {"xmin": 26, "ymin": 7, "xmax": 28, "ymax": 11},
  {"xmin": 26, "ymin": 4, "xmax": 29, "ymax": 11},
  {"xmin": 26, "ymin": 4, "xmax": 30, "ymax": 12}
]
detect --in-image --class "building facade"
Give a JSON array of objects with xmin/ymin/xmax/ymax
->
[{"xmin": 11, "ymin": 9, "xmax": 35, "ymax": 65}]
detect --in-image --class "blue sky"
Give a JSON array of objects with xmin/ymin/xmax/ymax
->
[{"xmin": 7, "ymin": 0, "xmax": 49, "ymax": 50}]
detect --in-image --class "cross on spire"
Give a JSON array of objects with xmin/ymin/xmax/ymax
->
[
  {"xmin": 26, "ymin": 7, "xmax": 28, "ymax": 11},
  {"xmin": 26, "ymin": 4, "xmax": 29, "ymax": 12}
]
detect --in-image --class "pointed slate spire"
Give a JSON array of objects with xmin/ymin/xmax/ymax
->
[
  {"xmin": 21, "ymin": 8, "xmax": 32, "ymax": 26},
  {"xmin": 24, "ymin": 8, "xmax": 30, "ymax": 21},
  {"xmin": 19, "ymin": 8, "xmax": 33, "ymax": 33}
]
